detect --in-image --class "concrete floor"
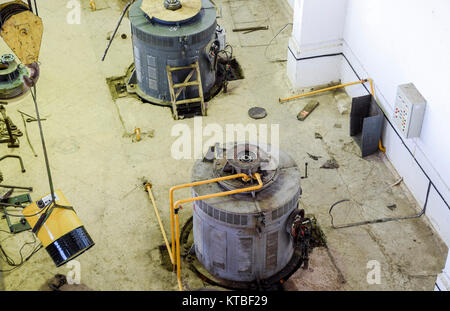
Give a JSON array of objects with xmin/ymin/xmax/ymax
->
[{"xmin": 0, "ymin": 0, "xmax": 447, "ymax": 291}]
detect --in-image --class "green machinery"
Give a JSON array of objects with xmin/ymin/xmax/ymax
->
[{"xmin": 2, "ymin": 193, "xmax": 32, "ymax": 233}]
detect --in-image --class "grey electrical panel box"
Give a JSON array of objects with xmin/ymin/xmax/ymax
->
[{"xmin": 393, "ymin": 83, "xmax": 427, "ymax": 138}]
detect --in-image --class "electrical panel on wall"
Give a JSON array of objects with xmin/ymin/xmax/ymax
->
[{"xmin": 393, "ymin": 83, "xmax": 427, "ymax": 138}]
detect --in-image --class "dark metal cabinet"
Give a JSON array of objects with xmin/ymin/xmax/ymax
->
[{"xmin": 350, "ymin": 95, "xmax": 384, "ymax": 157}]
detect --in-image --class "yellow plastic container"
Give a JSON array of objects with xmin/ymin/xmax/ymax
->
[{"xmin": 22, "ymin": 190, "xmax": 94, "ymax": 266}]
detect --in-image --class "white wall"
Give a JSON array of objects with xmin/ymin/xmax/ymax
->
[
  {"xmin": 287, "ymin": 0, "xmax": 450, "ymax": 249},
  {"xmin": 287, "ymin": 0, "xmax": 348, "ymax": 88},
  {"xmin": 292, "ymin": 0, "xmax": 347, "ymax": 46},
  {"xmin": 342, "ymin": 0, "xmax": 450, "ymax": 247}
]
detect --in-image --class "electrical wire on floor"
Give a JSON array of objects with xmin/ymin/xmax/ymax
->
[
  {"xmin": 264, "ymin": 23, "xmax": 292, "ymax": 63},
  {"xmin": 0, "ymin": 195, "xmax": 47, "ymax": 272},
  {"xmin": 329, "ymin": 181, "xmax": 432, "ymax": 229},
  {"xmin": 0, "ymin": 230, "xmax": 42, "ymax": 273}
]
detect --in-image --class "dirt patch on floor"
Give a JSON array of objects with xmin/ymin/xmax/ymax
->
[{"xmin": 284, "ymin": 247, "xmax": 346, "ymax": 291}]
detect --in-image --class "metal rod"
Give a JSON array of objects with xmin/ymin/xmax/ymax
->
[
  {"xmin": 144, "ymin": 183, "xmax": 174, "ymax": 265},
  {"xmin": 17, "ymin": 110, "xmax": 35, "ymax": 120},
  {"xmin": 101, "ymin": 0, "xmax": 135, "ymax": 61},
  {"xmin": 30, "ymin": 85, "xmax": 55, "ymax": 204},
  {"xmin": 301, "ymin": 162, "xmax": 308, "ymax": 179},
  {"xmin": 0, "ymin": 155, "xmax": 26, "ymax": 173},
  {"xmin": 19, "ymin": 113, "xmax": 38, "ymax": 157},
  {"xmin": 175, "ymin": 210, "xmax": 182, "ymax": 291},
  {"xmin": 0, "ymin": 185, "xmax": 33, "ymax": 191},
  {"xmin": 279, "ymin": 79, "xmax": 368, "ymax": 103},
  {"xmin": 233, "ymin": 26, "xmax": 269, "ymax": 32},
  {"xmin": 33, "ymin": 0, "xmax": 38, "ymax": 16}
]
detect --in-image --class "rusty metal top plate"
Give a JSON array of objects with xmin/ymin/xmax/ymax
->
[{"xmin": 141, "ymin": 0, "xmax": 202, "ymax": 23}]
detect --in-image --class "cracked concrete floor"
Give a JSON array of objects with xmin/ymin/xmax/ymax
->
[{"xmin": 0, "ymin": 0, "xmax": 447, "ymax": 290}]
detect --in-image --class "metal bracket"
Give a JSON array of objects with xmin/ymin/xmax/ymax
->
[{"xmin": 3, "ymin": 193, "xmax": 32, "ymax": 234}]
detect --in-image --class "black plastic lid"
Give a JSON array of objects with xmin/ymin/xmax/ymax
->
[{"xmin": 46, "ymin": 226, "xmax": 94, "ymax": 267}]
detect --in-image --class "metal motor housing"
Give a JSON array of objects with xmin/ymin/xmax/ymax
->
[
  {"xmin": 129, "ymin": 0, "xmax": 217, "ymax": 104},
  {"xmin": 0, "ymin": 54, "xmax": 28, "ymax": 99},
  {"xmin": 191, "ymin": 143, "xmax": 302, "ymax": 282}
]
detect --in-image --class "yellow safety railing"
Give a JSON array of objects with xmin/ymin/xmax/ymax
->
[{"xmin": 169, "ymin": 173, "xmax": 263, "ymax": 291}]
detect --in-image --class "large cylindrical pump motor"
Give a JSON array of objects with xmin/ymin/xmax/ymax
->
[
  {"xmin": 129, "ymin": 0, "xmax": 218, "ymax": 104},
  {"xmin": 191, "ymin": 143, "xmax": 302, "ymax": 283}
]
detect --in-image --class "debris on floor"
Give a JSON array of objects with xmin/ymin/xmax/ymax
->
[
  {"xmin": 203, "ymin": 145, "xmax": 215, "ymax": 162},
  {"xmin": 297, "ymin": 100, "xmax": 320, "ymax": 121},
  {"xmin": 307, "ymin": 152, "xmax": 322, "ymax": 161},
  {"xmin": 388, "ymin": 177, "xmax": 403, "ymax": 188},
  {"xmin": 387, "ymin": 204, "xmax": 397, "ymax": 211},
  {"xmin": 43, "ymin": 274, "xmax": 93, "ymax": 291},
  {"xmin": 335, "ymin": 90, "xmax": 352, "ymax": 114},
  {"xmin": 232, "ymin": 26, "xmax": 269, "ymax": 33},
  {"xmin": 134, "ymin": 128, "xmax": 141, "ymax": 142},
  {"xmin": 342, "ymin": 140, "xmax": 361, "ymax": 156},
  {"xmin": 123, "ymin": 129, "xmax": 155, "ymax": 142},
  {"xmin": 283, "ymin": 247, "xmax": 346, "ymax": 291},
  {"xmin": 248, "ymin": 107, "xmax": 267, "ymax": 119},
  {"xmin": 315, "ymin": 132, "xmax": 323, "ymax": 140},
  {"xmin": 321, "ymin": 158, "xmax": 340, "ymax": 169}
]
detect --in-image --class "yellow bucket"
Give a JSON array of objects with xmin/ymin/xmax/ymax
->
[{"xmin": 22, "ymin": 190, "xmax": 94, "ymax": 267}]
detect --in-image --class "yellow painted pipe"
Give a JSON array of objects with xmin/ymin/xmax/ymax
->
[
  {"xmin": 175, "ymin": 211, "xmax": 183, "ymax": 291},
  {"xmin": 368, "ymin": 78, "xmax": 375, "ymax": 97},
  {"xmin": 279, "ymin": 80, "xmax": 369, "ymax": 103},
  {"xmin": 379, "ymin": 140, "xmax": 386, "ymax": 153},
  {"xmin": 145, "ymin": 183, "xmax": 174, "ymax": 265},
  {"xmin": 170, "ymin": 173, "xmax": 263, "ymax": 291}
]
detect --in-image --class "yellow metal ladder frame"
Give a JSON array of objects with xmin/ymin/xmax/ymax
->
[{"xmin": 166, "ymin": 61, "xmax": 206, "ymax": 120}]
